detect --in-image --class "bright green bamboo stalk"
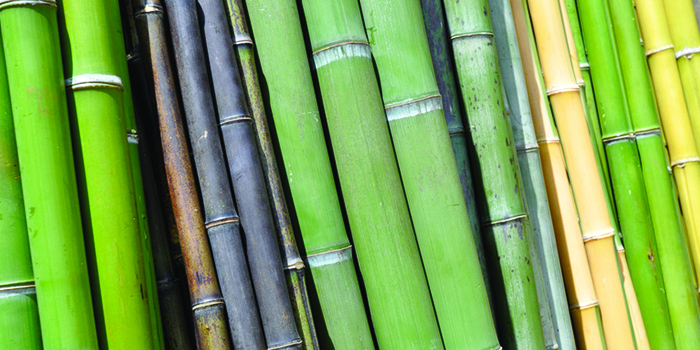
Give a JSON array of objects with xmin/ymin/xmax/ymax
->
[
  {"xmin": 57, "ymin": 0, "xmax": 155, "ymax": 347},
  {"xmin": 489, "ymin": 0, "xmax": 575, "ymax": 347},
  {"xmin": 0, "ymin": 29, "xmax": 42, "ymax": 350},
  {"xmin": 358, "ymin": 0, "xmax": 499, "ymax": 348},
  {"xmin": 0, "ymin": 1, "xmax": 98, "ymax": 348},
  {"xmin": 576, "ymin": 0, "xmax": 674, "ymax": 347},
  {"xmin": 609, "ymin": 0, "xmax": 700, "ymax": 346},
  {"xmin": 442, "ymin": 0, "xmax": 545, "ymax": 348}
]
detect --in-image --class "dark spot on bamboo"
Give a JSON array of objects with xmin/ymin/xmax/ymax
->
[{"xmin": 505, "ymin": 138, "xmax": 510, "ymax": 146}]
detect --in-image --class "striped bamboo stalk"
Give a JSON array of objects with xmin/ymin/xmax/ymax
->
[
  {"xmin": 164, "ymin": 0, "xmax": 266, "ymax": 348},
  {"xmin": 420, "ymin": 0, "xmax": 492, "ymax": 300},
  {"xmin": 442, "ymin": 0, "xmax": 545, "ymax": 347},
  {"xmin": 0, "ymin": 29, "xmax": 42, "ymax": 350},
  {"xmin": 527, "ymin": 0, "xmax": 637, "ymax": 348},
  {"xmin": 636, "ymin": 0, "xmax": 700, "ymax": 299},
  {"xmin": 200, "ymin": 0, "xmax": 308, "ymax": 348},
  {"xmin": 58, "ymin": 0, "xmax": 155, "ymax": 347},
  {"xmin": 131, "ymin": 0, "xmax": 231, "ymax": 347},
  {"xmin": 489, "ymin": 0, "xmax": 575, "ymax": 347},
  {"xmin": 360, "ymin": 0, "xmax": 502, "ymax": 348},
  {"xmin": 576, "ymin": 0, "xmax": 675, "ymax": 347},
  {"xmin": 663, "ymin": 0, "xmax": 700, "ymax": 152},
  {"xmin": 509, "ymin": 0, "xmax": 607, "ymax": 347},
  {"xmin": 223, "ymin": 2, "xmax": 318, "ymax": 346},
  {"xmin": 0, "ymin": 1, "xmax": 98, "ymax": 348},
  {"xmin": 609, "ymin": 0, "xmax": 700, "ymax": 345}
]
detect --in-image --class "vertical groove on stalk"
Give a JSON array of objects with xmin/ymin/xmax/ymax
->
[{"xmin": 130, "ymin": 0, "xmax": 231, "ymax": 347}]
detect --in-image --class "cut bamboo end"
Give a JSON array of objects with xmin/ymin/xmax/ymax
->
[
  {"xmin": 676, "ymin": 45, "xmax": 700, "ymax": 58},
  {"xmin": 384, "ymin": 94, "xmax": 442, "ymax": 121},
  {"xmin": 65, "ymin": 74, "xmax": 123, "ymax": 91},
  {"xmin": 0, "ymin": 0, "xmax": 55, "ymax": 10},
  {"xmin": 312, "ymin": 42, "xmax": 370, "ymax": 69}
]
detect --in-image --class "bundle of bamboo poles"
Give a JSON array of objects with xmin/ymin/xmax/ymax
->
[{"xmin": 3, "ymin": 0, "xmax": 700, "ymax": 348}]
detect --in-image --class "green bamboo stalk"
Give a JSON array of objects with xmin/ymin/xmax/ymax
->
[
  {"xmin": 489, "ymin": 0, "xmax": 576, "ymax": 347},
  {"xmin": 609, "ymin": 0, "xmax": 700, "ymax": 346},
  {"xmin": 0, "ymin": 1, "xmax": 98, "ymax": 348},
  {"xmin": 420, "ymin": 0, "xmax": 492, "ymax": 302},
  {"xmin": 577, "ymin": 0, "xmax": 676, "ymax": 348},
  {"xmin": 224, "ymin": 2, "xmax": 318, "ymax": 347},
  {"xmin": 57, "ymin": 0, "xmax": 155, "ymax": 347},
  {"xmin": 0, "ymin": 28, "xmax": 42, "ymax": 350},
  {"xmin": 359, "ymin": 0, "xmax": 503, "ymax": 348}
]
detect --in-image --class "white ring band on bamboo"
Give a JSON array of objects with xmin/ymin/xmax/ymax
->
[
  {"xmin": 579, "ymin": 62, "xmax": 590, "ymax": 70},
  {"xmin": 267, "ymin": 339, "xmax": 303, "ymax": 350},
  {"xmin": 634, "ymin": 128, "xmax": 661, "ymax": 138},
  {"xmin": 0, "ymin": 283, "xmax": 36, "ymax": 293},
  {"xmin": 582, "ymin": 228, "xmax": 616, "ymax": 242},
  {"xmin": 451, "ymin": 31, "xmax": 494, "ymax": 40},
  {"xmin": 671, "ymin": 156, "xmax": 700, "ymax": 167},
  {"xmin": 546, "ymin": 84, "xmax": 580, "ymax": 96},
  {"xmin": 284, "ymin": 259, "xmax": 305, "ymax": 271},
  {"xmin": 312, "ymin": 42, "xmax": 370, "ymax": 69},
  {"xmin": 127, "ymin": 132, "xmax": 139, "ymax": 145},
  {"xmin": 482, "ymin": 213, "xmax": 527, "ymax": 227},
  {"xmin": 602, "ymin": 132, "xmax": 635, "ymax": 144},
  {"xmin": 537, "ymin": 137, "xmax": 561, "ymax": 144},
  {"xmin": 191, "ymin": 299, "xmax": 225, "ymax": 311},
  {"xmin": 204, "ymin": 217, "xmax": 240, "ymax": 229},
  {"xmin": 0, "ymin": 0, "xmax": 55, "ymax": 9},
  {"xmin": 234, "ymin": 34, "xmax": 253, "ymax": 45},
  {"xmin": 66, "ymin": 74, "xmax": 123, "ymax": 90},
  {"xmin": 135, "ymin": 4, "xmax": 163, "ymax": 16},
  {"xmin": 306, "ymin": 245, "xmax": 353, "ymax": 268},
  {"xmin": 576, "ymin": 79, "xmax": 585, "ymax": 87},
  {"xmin": 385, "ymin": 94, "xmax": 443, "ymax": 122},
  {"xmin": 569, "ymin": 299, "xmax": 600, "ymax": 310},
  {"xmin": 645, "ymin": 44, "xmax": 674, "ymax": 57},
  {"xmin": 676, "ymin": 46, "xmax": 700, "ymax": 59},
  {"xmin": 517, "ymin": 143, "xmax": 540, "ymax": 152},
  {"xmin": 219, "ymin": 115, "xmax": 253, "ymax": 126}
]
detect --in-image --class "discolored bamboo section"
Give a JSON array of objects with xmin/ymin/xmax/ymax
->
[
  {"xmin": 223, "ymin": 2, "xmax": 318, "ymax": 347},
  {"xmin": 0, "ymin": 1, "xmax": 98, "ymax": 348},
  {"xmin": 527, "ymin": 0, "xmax": 637, "ymax": 348},
  {"xmin": 131, "ymin": 0, "xmax": 231, "ymax": 347}
]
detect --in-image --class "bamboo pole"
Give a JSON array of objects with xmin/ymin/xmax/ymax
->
[
  {"xmin": 131, "ymin": 0, "xmax": 231, "ymax": 347},
  {"xmin": 636, "ymin": 0, "xmax": 700, "ymax": 299},
  {"xmin": 442, "ymin": 0, "xmax": 545, "ymax": 347},
  {"xmin": 527, "ymin": 0, "xmax": 637, "ymax": 348},
  {"xmin": 489, "ymin": 0, "xmax": 576, "ymax": 347},
  {"xmin": 164, "ymin": 0, "xmax": 267, "ymax": 348},
  {"xmin": 509, "ymin": 0, "xmax": 606, "ymax": 347},
  {"xmin": 223, "ymin": 2, "xmax": 318, "ymax": 346},
  {"xmin": 0, "ymin": 29, "xmax": 41, "ymax": 350},
  {"xmin": 0, "ymin": 1, "xmax": 98, "ymax": 348},
  {"xmin": 420, "ymin": 0, "xmax": 492, "ymax": 301},
  {"xmin": 609, "ymin": 0, "xmax": 700, "ymax": 345}
]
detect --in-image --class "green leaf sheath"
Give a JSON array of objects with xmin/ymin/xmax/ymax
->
[
  {"xmin": 0, "ymin": 1, "xmax": 99, "ymax": 348},
  {"xmin": 0, "ymin": 27, "xmax": 42, "ymax": 350},
  {"xmin": 442, "ymin": 0, "xmax": 546, "ymax": 348},
  {"xmin": 420, "ymin": 0, "xmax": 493, "ymax": 303},
  {"xmin": 609, "ymin": 0, "xmax": 700, "ymax": 346}
]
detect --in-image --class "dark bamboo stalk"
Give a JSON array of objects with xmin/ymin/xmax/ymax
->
[
  {"xmin": 131, "ymin": 0, "xmax": 231, "ymax": 348},
  {"xmin": 198, "ymin": 0, "xmax": 302, "ymax": 349},
  {"xmin": 164, "ymin": 0, "xmax": 267, "ymax": 348},
  {"xmin": 223, "ymin": 1, "xmax": 318, "ymax": 347}
]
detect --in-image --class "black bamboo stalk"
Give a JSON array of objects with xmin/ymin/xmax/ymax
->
[
  {"xmin": 164, "ymin": 0, "xmax": 267, "ymax": 348},
  {"xmin": 131, "ymin": 0, "xmax": 231, "ymax": 348},
  {"xmin": 198, "ymin": 0, "xmax": 302, "ymax": 348}
]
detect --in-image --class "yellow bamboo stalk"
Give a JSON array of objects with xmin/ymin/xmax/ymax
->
[
  {"xmin": 510, "ymin": 0, "xmax": 606, "ymax": 348},
  {"xmin": 527, "ymin": 0, "xmax": 637, "ymax": 348},
  {"xmin": 636, "ymin": 0, "xmax": 700, "ymax": 293},
  {"xmin": 618, "ymin": 249, "xmax": 651, "ymax": 350}
]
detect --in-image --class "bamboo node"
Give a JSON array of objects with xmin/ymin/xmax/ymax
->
[
  {"xmin": 671, "ymin": 156, "xmax": 700, "ymax": 167},
  {"xmin": 219, "ymin": 115, "xmax": 253, "ymax": 126},
  {"xmin": 65, "ymin": 74, "xmax": 123, "ymax": 91},
  {"xmin": 312, "ymin": 42, "xmax": 371, "ymax": 69},
  {"xmin": 516, "ymin": 143, "xmax": 540, "ymax": 152},
  {"xmin": 127, "ymin": 131, "xmax": 139, "ymax": 145},
  {"xmin": 450, "ymin": 31, "xmax": 495, "ymax": 40},
  {"xmin": 385, "ymin": 94, "xmax": 443, "ymax": 121},
  {"xmin": 537, "ymin": 137, "xmax": 562, "ymax": 144},
  {"xmin": 675, "ymin": 46, "xmax": 700, "ymax": 59},
  {"xmin": 191, "ymin": 299, "xmax": 225, "ymax": 311},
  {"xmin": 545, "ymin": 84, "xmax": 579, "ymax": 96},
  {"xmin": 267, "ymin": 339, "xmax": 303, "ymax": 350},
  {"xmin": 135, "ymin": 4, "xmax": 163, "ymax": 16},
  {"xmin": 482, "ymin": 214, "xmax": 527, "ymax": 227},
  {"xmin": 582, "ymin": 228, "xmax": 615, "ymax": 242},
  {"xmin": 579, "ymin": 62, "xmax": 590, "ymax": 70},
  {"xmin": 126, "ymin": 52, "xmax": 140, "ymax": 62},
  {"xmin": 306, "ymin": 245, "xmax": 353, "ymax": 268},
  {"xmin": 602, "ymin": 133, "xmax": 635, "ymax": 145},
  {"xmin": 0, "ymin": 0, "xmax": 55, "ymax": 10},
  {"xmin": 634, "ymin": 128, "xmax": 661, "ymax": 138},
  {"xmin": 0, "ymin": 283, "xmax": 36, "ymax": 293},
  {"xmin": 645, "ymin": 44, "xmax": 674, "ymax": 57},
  {"xmin": 234, "ymin": 34, "xmax": 253, "ymax": 45},
  {"xmin": 204, "ymin": 217, "xmax": 240, "ymax": 229},
  {"xmin": 569, "ymin": 299, "xmax": 600, "ymax": 310}
]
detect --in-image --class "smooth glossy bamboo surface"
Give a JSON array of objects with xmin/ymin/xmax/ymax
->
[
  {"xmin": 0, "ymin": 1, "xmax": 99, "ymax": 348},
  {"xmin": 224, "ymin": 2, "xmax": 318, "ymax": 347},
  {"xmin": 131, "ymin": 0, "xmax": 231, "ymax": 347},
  {"xmin": 527, "ymin": 0, "xmax": 637, "ymax": 348}
]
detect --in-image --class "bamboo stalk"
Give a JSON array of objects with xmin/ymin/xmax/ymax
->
[
  {"xmin": 131, "ymin": 0, "xmax": 231, "ymax": 347},
  {"xmin": 0, "ymin": 29, "xmax": 41, "ymax": 350},
  {"xmin": 199, "ymin": 0, "xmax": 309, "ymax": 348},
  {"xmin": 489, "ymin": 0, "xmax": 576, "ymax": 347},
  {"xmin": 609, "ymin": 0, "xmax": 700, "ymax": 345},
  {"xmin": 0, "ymin": 1, "xmax": 98, "ymax": 348},
  {"xmin": 164, "ymin": 0, "xmax": 267, "ymax": 348},
  {"xmin": 509, "ymin": 0, "xmax": 607, "ymax": 347},
  {"xmin": 527, "ymin": 0, "xmax": 637, "ymax": 348},
  {"xmin": 636, "ymin": 0, "xmax": 700, "ymax": 300},
  {"xmin": 420, "ymin": 0, "xmax": 492, "ymax": 303},
  {"xmin": 441, "ymin": 0, "xmax": 545, "ymax": 347},
  {"xmin": 223, "ymin": 2, "xmax": 318, "ymax": 346}
]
